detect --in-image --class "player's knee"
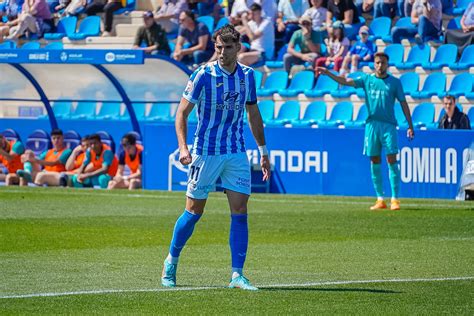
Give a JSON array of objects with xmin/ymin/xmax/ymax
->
[
  {"xmin": 98, "ymin": 175, "xmax": 110, "ymax": 189},
  {"xmin": 370, "ymin": 156, "xmax": 381, "ymax": 164},
  {"xmin": 107, "ymin": 180, "xmax": 117, "ymax": 190},
  {"xmin": 128, "ymin": 179, "xmax": 140, "ymax": 190},
  {"xmin": 34, "ymin": 172, "xmax": 45, "ymax": 185},
  {"xmin": 386, "ymin": 155, "xmax": 398, "ymax": 164}
]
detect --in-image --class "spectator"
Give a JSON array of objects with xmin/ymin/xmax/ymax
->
[
  {"xmin": 363, "ymin": 0, "xmax": 397, "ymax": 18},
  {"xmin": 173, "ymin": 10, "xmax": 214, "ymax": 66},
  {"xmin": 314, "ymin": 21, "xmax": 349, "ymax": 73},
  {"xmin": 340, "ymin": 25, "xmax": 375, "ymax": 75},
  {"xmin": 238, "ymin": 3, "xmax": 274, "ymax": 65},
  {"xmin": 391, "ymin": 0, "xmax": 442, "ymax": 44},
  {"xmin": 230, "ymin": 0, "xmax": 278, "ymax": 25},
  {"xmin": 283, "ymin": 15, "xmax": 320, "ymax": 73},
  {"xmin": 276, "ymin": 0, "xmax": 309, "ymax": 44},
  {"xmin": 438, "ymin": 95, "xmax": 471, "ymax": 130},
  {"xmin": 62, "ymin": 0, "xmax": 87, "ymax": 16},
  {"xmin": 0, "ymin": 133, "xmax": 24, "ymax": 186},
  {"xmin": 444, "ymin": 2, "xmax": 474, "ymax": 57},
  {"xmin": 0, "ymin": 0, "xmax": 23, "ymax": 22},
  {"xmin": 17, "ymin": 129, "xmax": 72, "ymax": 187},
  {"xmin": 302, "ymin": 0, "xmax": 327, "ymax": 44},
  {"xmin": 4, "ymin": 0, "xmax": 52, "ymax": 40},
  {"xmin": 61, "ymin": 135, "xmax": 90, "ymax": 186},
  {"xmin": 85, "ymin": 0, "xmax": 123, "ymax": 37},
  {"xmin": 154, "ymin": 0, "xmax": 188, "ymax": 34},
  {"xmin": 52, "ymin": 0, "xmax": 70, "ymax": 13},
  {"xmin": 133, "ymin": 11, "xmax": 171, "ymax": 55},
  {"xmin": 326, "ymin": 0, "xmax": 360, "ymax": 40},
  {"xmin": 230, "ymin": 0, "xmax": 249, "ymax": 25},
  {"xmin": 71, "ymin": 133, "xmax": 119, "ymax": 189},
  {"xmin": 107, "ymin": 133, "xmax": 143, "ymax": 190}
]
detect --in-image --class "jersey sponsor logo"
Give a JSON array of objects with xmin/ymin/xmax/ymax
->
[
  {"xmin": 216, "ymin": 91, "xmax": 243, "ymax": 110},
  {"xmin": 184, "ymin": 80, "xmax": 194, "ymax": 95},
  {"xmin": 223, "ymin": 91, "xmax": 239, "ymax": 102}
]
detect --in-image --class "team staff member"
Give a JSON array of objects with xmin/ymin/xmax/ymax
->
[
  {"xmin": 0, "ymin": 134, "xmax": 25, "ymax": 186},
  {"xmin": 108, "ymin": 133, "xmax": 143, "ymax": 190}
]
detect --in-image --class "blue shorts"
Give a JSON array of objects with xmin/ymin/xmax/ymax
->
[
  {"xmin": 186, "ymin": 152, "xmax": 251, "ymax": 199},
  {"xmin": 363, "ymin": 121, "xmax": 399, "ymax": 157}
]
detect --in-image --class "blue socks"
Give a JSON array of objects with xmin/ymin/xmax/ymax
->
[
  {"xmin": 229, "ymin": 214, "xmax": 248, "ymax": 273},
  {"xmin": 169, "ymin": 210, "xmax": 201, "ymax": 259},
  {"xmin": 370, "ymin": 163, "xmax": 384, "ymax": 198},
  {"xmin": 388, "ymin": 163, "xmax": 400, "ymax": 199}
]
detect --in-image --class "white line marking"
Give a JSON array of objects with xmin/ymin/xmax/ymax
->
[{"xmin": 1, "ymin": 276, "xmax": 472, "ymax": 299}]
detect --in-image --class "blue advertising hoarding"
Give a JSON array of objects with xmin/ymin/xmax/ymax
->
[{"xmin": 143, "ymin": 124, "xmax": 473, "ymax": 199}]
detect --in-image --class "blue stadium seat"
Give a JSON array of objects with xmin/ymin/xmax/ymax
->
[
  {"xmin": 346, "ymin": 104, "xmax": 368, "ymax": 128},
  {"xmin": 71, "ymin": 102, "xmax": 96, "ymax": 119},
  {"xmin": 265, "ymin": 44, "xmax": 287, "ymax": 68},
  {"xmin": 291, "ymin": 101, "xmax": 326, "ymax": 127},
  {"xmin": 21, "ymin": 41, "xmax": 41, "ymax": 49},
  {"xmin": 369, "ymin": 17, "xmax": 391, "ymax": 41},
  {"xmin": 44, "ymin": 16, "xmax": 77, "ymax": 40},
  {"xmin": 1, "ymin": 129, "xmax": 21, "ymax": 142},
  {"xmin": 445, "ymin": 0, "xmax": 470, "ymax": 15},
  {"xmin": 43, "ymin": 42, "xmax": 64, "ymax": 49},
  {"xmin": 395, "ymin": 102, "xmax": 409, "ymax": 128},
  {"xmin": 319, "ymin": 101, "xmax": 353, "ymax": 127},
  {"xmin": 26, "ymin": 129, "xmax": 51, "ymax": 155},
  {"xmin": 450, "ymin": 45, "xmax": 474, "ymax": 70},
  {"xmin": 384, "ymin": 17, "xmax": 415, "ymax": 42},
  {"xmin": 439, "ymin": 72, "xmax": 473, "ymax": 98},
  {"xmin": 278, "ymin": 71, "xmax": 314, "ymax": 97},
  {"xmin": 331, "ymin": 72, "xmax": 364, "ymax": 98},
  {"xmin": 304, "ymin": 73, "xmax": 338, "ymax": 97},
  {"xmin": 114, "ymin": 0, "xmax": 136, "ymax": 14},
  {"xmin": 447, "ymin": 16, "xmax": 462, "ymax": 30},
  {"xmin": 96, "ymin": 102, "xmax": 121, "ymax": 120},
  {"xmin": 257, "ymin": 71, "xmax": 288, "ymax": 97},
  {"xmin": 254, "ymin": 70, "xmax": 263, "ymax": 89},
  {"xmin": 51, "ymin": 101, "xmax": 72, "ymax": 119},
  {"xmin": 384, "ymin": 44, "xmax": 404, "ymax": 66},
  {"xmin": 197, "ymin": 16, "xmax": 214, "ymax": 34},
  {"xmin": 147, "ymin": 103, "xmax": 172, "ymax": 121},
  {"xmin": 258, "ymin": 100, "xmax": 275, "ymax": 124},
  {"xmin": 265, "ymin": 101, "xmax": 300, "ymax": 126},
  {"xmin": 215, "ymin": 16, "xmax": 229, "ymax": 30},
  {"xmin": 188, "ymin": 106, "xmax": 198, "ymax": 124},
  {"xmin": 411, "ymin": 102, "xmax": 435, "ymax": 128},
  {"xmin": 68, "ymin": 16, "xmax": 101, "ymax": 40},
  {"xmin": 400, "ymin": 72, "xmax": 419, "ymax": 95},
  {"xmin": 96, "ymin": 130, "xmax": 116, "ymax": 152},
  {"xmin": 422, "ymin": 44, "xmax": 457, "ymax": 70},
  {"xmin": 396, "ymin": 44, "xmax": 430, "ymax": 69},
  {"xmin": 410, "ymin": 73, "xmax": 446, "ymax": 99},
  {"xmin": 63, "ymin": 130, "xmax": 81, "ymax": 149},
  {"xmin": 0, "ymin": 40, "xmax": 16, "ymax": 49}
]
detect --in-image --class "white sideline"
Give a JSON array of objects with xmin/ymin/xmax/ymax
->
[{"xmin": 1, "ymin": 276, "xmax": 473, "ymax": 299}]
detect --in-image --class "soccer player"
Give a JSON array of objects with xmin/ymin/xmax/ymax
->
[
  {"xmin": 0, "ymin": 134, "xmax": 25, "ymax": 186},
  {"xmin": 71, "ymin": 134, "xmax": 119, "ymax": 189},
  {"xmin": 161, "ymin": 24, "xmax": 271, "ymax": 290},
  {"xmin": 315, "ymin": 52, "xmax": 415, "ymax": 210},
  {"xmin": 60, "ymin": 135, "xmax": 91, "ymax": 187},
  {"xmin": 17, "ymin": 129, "xmax": 72, "ymax": 187},
  {"xmin": 107, "ymin": 133, "xmax": 143, "ymax": 190}
]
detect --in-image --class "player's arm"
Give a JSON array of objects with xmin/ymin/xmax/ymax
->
[
  {"xmin": 246, "ymin": 104, "xmax": 271, "ymax": 181},
  {"xmin": 65, "ymin": 146, "xmax": 82, "ymax": 171},
  {"xmin": 83, "ymin": 151, "xmax": 114, "ymax": 178},
  {"xmin": 315, "ymin": 66, "xmax": 356, "ymax": 86},
  {"xmin": 175, "ymin": 98, "xmax": 195, "ymax": 165},
  {"xmin": 400, "ymin": 101, "xmax": 415, "ymax": 139},
  {"xmin": 127, "ymin": 164, "xmax": 142, "ymax": 180},
  {"xmin": 0, "ymin": 143, "xmax": 22, "ymax": 161}
]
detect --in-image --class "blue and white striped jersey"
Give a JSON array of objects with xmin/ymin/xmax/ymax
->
[{"xmin": 182, "ymin": 61, "xmax": 257, "ymax": 156}]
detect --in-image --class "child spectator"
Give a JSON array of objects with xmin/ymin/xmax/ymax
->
[
  {"xmin": 340, "ymin": 25, "xmax": 375, "ymax": 75},
  {"xmin": 314, "ymin": 21, "xmax": 349, "ymax": 73}
]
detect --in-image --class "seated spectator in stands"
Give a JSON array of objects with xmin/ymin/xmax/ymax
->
[
  {"xmin": 438, "ymin": 95, "xmax": 471, "ymax": 130},
  {"xmin": 276, "ymin": 0, "xmax": 309, "ymax": 44},
  {"xmin": 173, "ymin": 10, "xmax": 214, "ymax": 66},
  {"xmin": 326, "ymin": 0, "xmax": 360, "ymax": 39},
  {"xmin": 108, "ymin": 133, "xmax": 142, "ymax": 190},
  {"xmin": 238, "ymin": 3, "xmax": 274, "ymax": 65},
  {"xmin": 391, "ymin": 0, "xmax": 442, "ymax": 44},
  {"xmin": 283, "ymin": 15, "xmax": 320, "ymax": 73},
  {"xmin": 71, "ymin": 133, "xmax": 118, "ymax": 189},
  {"xmin": 85, "ymin": 0, "xmax": 123, "ymax": 37},
  {"xmin": 340, "ymin": 25, "xmax": 375, "ymax": 75},
  {"xmin": 445, "ymin": 2, "xmax": 474, "ymax": 57},
  {"xmin": 3, "ymin": 0, "xmax": 52, "ymax": 40},
  {"xmin": 230, "ymin": 0, "xmax": 277, "ymax": 25},
  {"xmin": 62, "ymin": 0, "xmax": 86, "ymax": 16},
  {"xmin": 133, "ymin": 11, "xmax": 171, "ymax": 56},
  {"xmin": 314, "ymin": 21, "xmax": 349, "ymax": 73},
  {"xmin": 363, "ymin": 0, "xmax": 397, "ymax": 18},
  {"xmin": 17, "ymin": 129, "xmax": 72, "ymax": 187},
  {"xmin": 230, "ymin": 0, "xmax": 249, "ymax": 25},
  {"xmin": 0, "ymin": 0, "xmax": 23, "ymax": 23},
  {"xmin": 0, "ymin": 134, "xmax": 24, "ymax": 186},
  {"xmin": 302, "ymin": 0, "xmax": 327, "ymax": 44},
  {"xmin": 404, "ymin": 0, "xmax": 414, "ymax": 16},
  {"xmin": 52, "ymin": 0, "xmax": 70, "ymax": 13},
  {"xmin": 154, "ymin": 0, "xmax": 188, "ymax": 34}
]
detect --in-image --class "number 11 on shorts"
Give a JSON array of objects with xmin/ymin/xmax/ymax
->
[{"xmin": 189, "ymin": 166, "xmax": 201, "ymax": 181}]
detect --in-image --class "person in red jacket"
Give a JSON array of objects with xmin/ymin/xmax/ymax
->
[{"xmin": 108, "ymin": 133, "xmax": 143, "ymax": 190}]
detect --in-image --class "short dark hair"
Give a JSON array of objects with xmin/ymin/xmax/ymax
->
[
  {"xmin": 81, "ymin": 135, "xmax": 89, "ymax": 141},
  {"xmin": 122, "ymin": 133, "xmax": 137, "ymax": 145},
  {"xmin": 444, "ymin": 94, "xmax": 456, "ymax": 103},
  {"xmin": 183, "ymin": 10, "xmax": 195, "ymax": 21},
  {"xmin": 212, "ymin": 24, "xmax": 241, "ymax": 43},
  {"xmin": 51, "ymin": 129, "xmax": 63, "ymax": 136},
  {"xmin": 88, "ymin": 134, "xmax": 101, "ymax": 142},
  {"xmin": 374, "ymin": 52, "xmax": 389, "ymax": 61},
  {"xmin": 250, "ymin": 3, "xmax": 262, "ymax": 11}
]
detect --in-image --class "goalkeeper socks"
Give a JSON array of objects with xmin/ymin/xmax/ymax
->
[
  {"xmin": 370, "ymin": 163, "xmax": 384, "ymax": 198},
  {"xmin": 229, "ymin": 214, "xmax": 248, "ymax": 272},
  {"xmin": 388, "ymin": 162, "xmax": 401, "ymax": 199},
  {"xmin": 169, "ymin": 210, "xmax": 201, "ymax": 258},
  {"xmin": 24, "ymin": 162, "xmax": 33, "ymax": 174}
]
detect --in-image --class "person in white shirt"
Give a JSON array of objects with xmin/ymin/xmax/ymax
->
[
  {"xmin": 238, "ymin": 3, "xmax": 275, "ymax": 65},
  {"xmin": 303, "ymin": 0, "xmax": 327, "ymax": 44},
  {"xmin": 276, "ymin": 0, "xmax": 309, "ymax": 43}
]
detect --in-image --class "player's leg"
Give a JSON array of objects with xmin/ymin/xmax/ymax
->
[
  {"xmin": 107, "ymin": 177, "xmax": 127, "ymax": 189},
  {"xmin": 128, "ymin": 178, "xmax": 142, "ymax": 190},
  {"xmin": 35, "ymin": 171, "xmax": 62, "ymax": 186},
  {"xmin": 5, "ymin": 173, "xmax": 20, "ymax": 186},
  {"xmin": 364, "ymin": 122, "xmax": 386, "ymax": 210},
  {"xmin": 383, "ymin": 125, "xmax": 401, "ymax": 210}
]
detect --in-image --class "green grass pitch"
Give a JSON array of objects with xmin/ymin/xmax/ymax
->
[{"xmin": 1, "ymin": 187, "xmax": 473, "ymax": 314}]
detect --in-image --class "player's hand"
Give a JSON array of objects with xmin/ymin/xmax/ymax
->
[
  {"xmin": 179, "ymin": 148, "xmax": 192, "ymax": 165},
  {"xmin": 407, "ymin": 128, "xmax": 415, "ymax": 140},
  {"xmin": 77, "ymin": 174, "xmax": 87, "ymax": 183},
  {"xmin": 261, "ymin": 155, "xmax": 271, "ymax": 181},
  {"xmin": 314, "ymin": 66, "xmax": 329, "ymax": 75}
]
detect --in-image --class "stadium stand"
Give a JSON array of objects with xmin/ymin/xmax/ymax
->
[
  {"xmin": 291, "ymin": 101, "xmax": 326, "ymax": 127},
  {"xmin": 257, "ymin": 100, "xmax": 275, "ymax": 124},
  {"xmin": 265, "ymin": 100, "xmax": 300, "ymax": 126},
  {"xmin": 21, "ymin": 41, "xmax": 41, "ymax": 49},
  {"xmin": 450, "ymin": 45, "xmax": 474, "ymax": 70},
  {"xmin": 411, "ymin": 102, "xmax": 435, "ymax": 129},
  {"xmin": 346, "ymin": 104, "xmax": 368, "ymax": 128},
  {"xmin": 44, "ymin": 16, "xmax": 78, "ymax": 40},
  {"xmin": 400, "ymin": 72, "xmax": 419, "ymax": 96},
  {"xmin": 440, "ymin": 73, "xmax": 473, "ymax": 98},
  {"xmin": 331, "ymin": 72, "xmax": 364, "ymax": 98},
  {"xmin": 304, "ymin": 73, "xmax": 339, "ymax": 98},
  {"xmin": 410, "ymin": 73, "xmax": 446, "ymax": 99},
  {"xmin": 395, "ymin": 102, "xmax": 409, "ymax": 129},
  {"xmin": 318, "ymin": 101, "xmax": 353, "ymax": 127},
  {"xmin": 147, "ymin": 103, "xmax": 173, "ymax": 121},
  {"xmin": 51, "ymin": 102, "xmax": 73, "ymax": 119},
  {"xmin": 71, "ymin": 102, "xmax": 97, "ymax": 120},
  {"xmin": 96, "ymin": 103, "xmax": 122, "ymax": 120},
  {"xmin": 383, "ymin": 44, "xmax": 404, "ymax": 66},
  {"xmin": 265, "ymin": 44, "xmax": 288, "ymax": 69},
  {"xmin": 257, "ymin": 71, "xmax": 288, "ymax": 97},
  {"xmin": 421, "ymin": 44, "xmax": 457, "ymax": 70},
  {"xmin": 196, "ymin": 16, "xmax": 215, "ymax": 34},
  {"xmin": 68, "ymin": 16, "xmax": 101, "ymax": 40},
  {"xmin": 277, "ymin": 71, "xmax": 314, "ymax": 97},
  {"xmin": 395, "ymin": 44, "xmax": 430, "ymax": 70},
  {"xmin": 44, "ymin": 42, "xmax": 64, "ymax": 49},
  {"xmin": 368, "ymin": 17, "xmax": 391, "ymax": 41}
]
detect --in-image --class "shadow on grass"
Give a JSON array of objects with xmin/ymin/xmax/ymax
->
[{"xmin": 261, "ymin": 287, "xmax": 401, "ymax": 294}]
